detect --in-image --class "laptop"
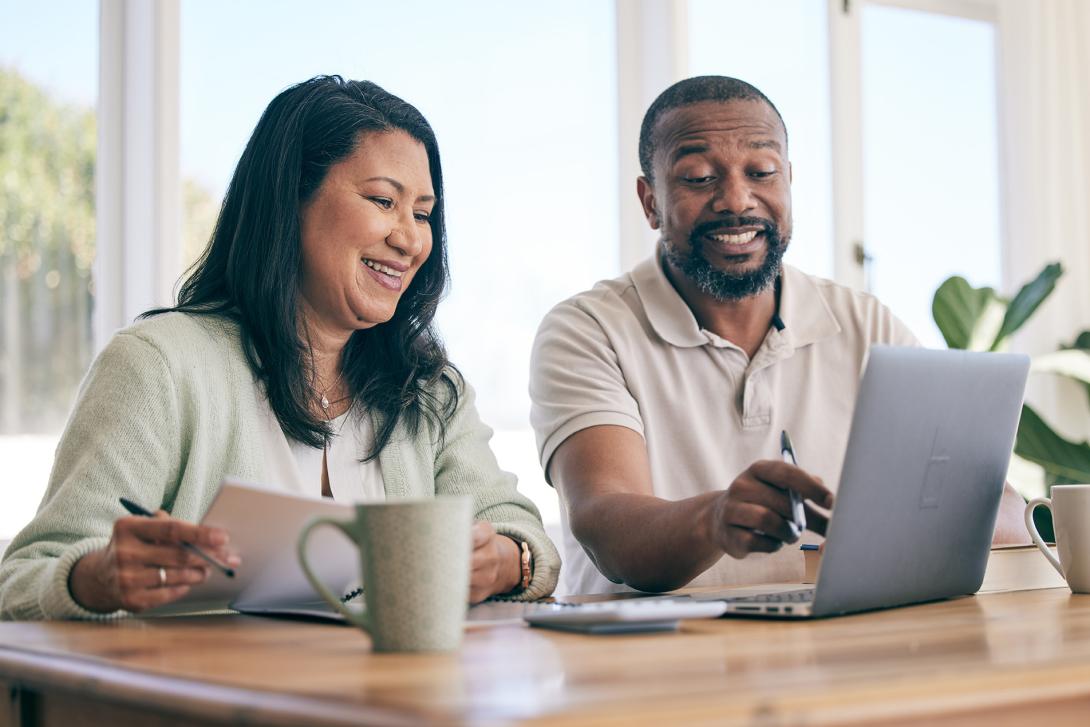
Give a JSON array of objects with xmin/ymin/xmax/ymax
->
[{"xmin": 703, "ymin": 345, "xmax": 1030, "ymax": 619}]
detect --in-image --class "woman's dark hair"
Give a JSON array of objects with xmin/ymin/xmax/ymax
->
[{"xmin": 146, "ymin": 75, "xmax": 458, "ymax": 457}]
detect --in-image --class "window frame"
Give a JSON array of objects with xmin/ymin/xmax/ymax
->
[
  {"xmin": 93, "ymin": 0, "xmax": 1009, "ymax": 352},
  {"xmin": 94, "ymin": 0, "xmax": 181, "ymax": 353},
  {"xmin": 828, "ymin": 0, "xmax": 1004, "ymax": 290}
]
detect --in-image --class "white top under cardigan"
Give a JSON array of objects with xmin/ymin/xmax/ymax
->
[{"xmin": 255, "ymin": 389, "xmax": 386, "ymax": 501}]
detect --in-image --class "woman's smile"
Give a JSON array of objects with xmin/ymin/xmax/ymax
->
[{"xmin": 361, "ymin": 257, "xmax": 407, "ymax": 292}]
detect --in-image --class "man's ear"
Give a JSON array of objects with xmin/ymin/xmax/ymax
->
[{"xmin": 636, "ymin": 176, "xmax": 660, "ymax": 230}]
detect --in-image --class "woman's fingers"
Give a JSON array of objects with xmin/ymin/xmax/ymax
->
[
  {"xmin": 113, "ymin": 541, "xmax": 209, "ymax": 569},
  {"xmin": 147, "ymin": 565, "xmax": 209, "ymax": 589},
  {"xmin": 471, "ymin": 520, "xmax": 494, "ymax": 550},
  {"xmin": 118, "ymin": 584, "xmax": 195, "ymax": 613},
  {"xmin": 468, "ymin": 523, "xmax": 504, "ymax": 603},
  {"xmin": 113, "ymin": 514, "xmax": 236, "ymax": 566},
  {"xmin": 96, "ymin": 512, "xmax": 236, "ymax": 613},
  {"xmin": 122, "ymin": 516, "xmax": 228, "ymax": 549},
  {"xmin": 116, "ymin": 564, "xmax": 207, "ymax": 591}
]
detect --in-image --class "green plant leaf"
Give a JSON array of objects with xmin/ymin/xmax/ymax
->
[
  {"xmin": 932, "ymin": 276, "xmax": 1000, "ymax": 350},
  {"xmin": 1072, "ymin": 331, "xmax": 1090, "ymax": 407},
  {"xmin": 1031, "ymin": 503, "xmax": 1056, "ymax": 543},
  {"xmin": 1014, "ymin": 403, "xmax": 1090, "ymax": 483},
  {"xmin": 1031, "ymin": 350, "xmax": 1090, "ymax": 385},
  {"xmin": 991, "ymin": 262, "xmax": 1064, "ymax": 350}
]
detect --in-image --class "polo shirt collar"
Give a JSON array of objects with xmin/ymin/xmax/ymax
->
[
  {"xmin": 631, "ymin": 255, "xmax": 841, "ymax": 349},
  {"xmin": 778, "ymin": 264, "xmax": 841, "ymax": 348},
  {"xmin": 631, "ymin": 255, "xmax": 709, "ymax": 348}
]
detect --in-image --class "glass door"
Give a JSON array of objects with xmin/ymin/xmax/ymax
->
[{"xmin": 859, "ymin": 1, "xmax": 1002, "ymax": 346}]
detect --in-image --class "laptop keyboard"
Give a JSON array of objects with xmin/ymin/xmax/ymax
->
[{"xmin": 728, "ymin": 588, "xmax": 815, "ymax": 604}]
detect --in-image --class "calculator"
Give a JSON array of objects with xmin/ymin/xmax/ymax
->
[{"xmin": 523, "ymin": 598, "xmax": 728, "ymax": 634}]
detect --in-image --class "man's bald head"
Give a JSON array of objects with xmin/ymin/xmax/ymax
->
[{"xmin": 638, "ymin": 76, "xmax": 787, "ymax": 182}]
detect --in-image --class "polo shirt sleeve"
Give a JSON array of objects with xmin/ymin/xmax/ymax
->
[{"xmin": 529, "ymin": 299, "xmax": 644, "ymax": 482}]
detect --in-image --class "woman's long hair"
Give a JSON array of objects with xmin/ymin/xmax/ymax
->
[{"xmin": 146, "ymin": 76, "xmax": 458, "ymax": 457}]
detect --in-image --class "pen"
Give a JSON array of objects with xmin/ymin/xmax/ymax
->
[
  {"xmin": 779, "ymin": 430, "xmax": 807, "ymax": 538},
  {"xmin": 119, "ymin": 497, "xmax": 236, "ymax": 578}
]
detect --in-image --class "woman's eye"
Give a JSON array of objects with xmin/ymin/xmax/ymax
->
[
  {"xmin": 414, "ymin": 211, "xmax": 431, "ymax": 223},
  {"xmin": 370, "ymin": 197, "xmax": 394, "ymax": 209}
]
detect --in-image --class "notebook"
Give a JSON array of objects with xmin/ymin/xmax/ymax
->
[{"xmin": 145, "ymin": 480, "xmax": 360, "ymax": 617}]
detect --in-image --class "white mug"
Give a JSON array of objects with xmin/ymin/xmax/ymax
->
[{"xmin": 1025, "ymin": 484, "xmax": 1090, "ymax": 594}]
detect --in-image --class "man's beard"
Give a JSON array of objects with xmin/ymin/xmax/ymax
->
[{"xmin": 663, "ymin": 217, "xmax": 788, "ymax": 302}]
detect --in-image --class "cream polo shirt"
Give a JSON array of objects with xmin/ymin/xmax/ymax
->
[{"xmin": 530, "ymin": 254, "xmax": 918, "ymax": 596}]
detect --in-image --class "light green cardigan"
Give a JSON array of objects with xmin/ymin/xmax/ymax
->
[{"xmin": 0, "ymin": 313, "xmax": 560, "ymax": 620}]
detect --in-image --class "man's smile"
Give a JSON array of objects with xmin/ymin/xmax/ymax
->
[
  {"xmin": 708, "ymin": 230, "xmax": 760, "ymax": 245},
  {"xmin": 697, "ymin": 223, "xmax": 768, "ymax": 258}
]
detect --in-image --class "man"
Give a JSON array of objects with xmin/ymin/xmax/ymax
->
[{"xmin": 529, "ymin": 76, "xmax": 1027, "ymax": 596}]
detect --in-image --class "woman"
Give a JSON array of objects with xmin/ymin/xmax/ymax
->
[{"xmin": 0, "ymin": 76, "xmax": 559, "ymax": 619}]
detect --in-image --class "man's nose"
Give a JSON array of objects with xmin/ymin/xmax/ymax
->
[{"xmin": 711, "ymin": 173, "xmax": 756, "ymax": 216}]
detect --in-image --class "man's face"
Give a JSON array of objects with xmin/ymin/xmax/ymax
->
[{"xmin": 638, "ymin": 99, "xmax": 792, "ymax": 302}]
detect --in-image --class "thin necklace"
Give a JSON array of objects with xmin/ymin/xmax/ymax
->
[{"xmin": 317, "ymin": 370, "xmax": 346, "ymax": 416}]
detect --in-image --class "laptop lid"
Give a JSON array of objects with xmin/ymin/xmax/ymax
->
[{"xmin": 810, "ymin": 346, "xmax": 1029, "ymax": 617}]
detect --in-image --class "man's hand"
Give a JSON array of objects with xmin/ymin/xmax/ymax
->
[
  {"xmin": 707, "ymin": 460, "xmax": 834, "ymax": 559},
  {"xmin": 552, "ymin": 425, "xmax": 837, "ymax": 592},
  {"xmin": 468, "ymin": 521, "xmax": 521, "ymax": 604},
  {"xmin": 69, "ymin": 510, "xmax": 240, "ymax": 613}
]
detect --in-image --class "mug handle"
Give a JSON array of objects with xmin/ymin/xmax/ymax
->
[
  {"xmin": 297, "ymin": 516, "xmax": 370, "ymax": 630},
  {"xmin": 1024, "ymin": 497, "xmax": 1065, "ymax": 577}
]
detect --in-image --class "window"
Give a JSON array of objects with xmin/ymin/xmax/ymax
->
[
  {"xmin": 0, "ymin": 0, "xmax": 98, "ymax": 540},
  {"xmin": 687, "ymin": 0, "xmax": 836, "ymax": 280},
  {"xmin": 181, "ymin": 0, "xmax": 619, "ymax": 530},
  {"xmin": 860, "ymin": 3, "xmax": 1002, "ymax": 345}
]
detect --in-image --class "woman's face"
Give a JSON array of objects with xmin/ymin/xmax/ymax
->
[{"xmin": 298, "ymin": 130, "xmax": 435, "ymax": 335}]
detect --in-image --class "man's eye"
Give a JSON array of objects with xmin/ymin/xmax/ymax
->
[
  {"xmin": 683, "ymin": 176, "xmax": 715, "ymax": 185},
  {"xmin": 750, "ymin": 170, "xmax": 777, "ymax": 179}
]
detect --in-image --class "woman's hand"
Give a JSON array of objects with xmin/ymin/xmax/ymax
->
[
  {"xmin": 468, "ymin": 521, "xmax": 522, "ymax": 604},
  {"xmin": 68, "ymin": 510, "xmax": 240, "ymax": 613}
]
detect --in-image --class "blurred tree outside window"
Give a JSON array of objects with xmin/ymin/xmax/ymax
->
[
  {"xmin": 0, "ymin": 69, "xmax": 96, "ymax": 436},
  {"xmin": 0, "ymin": 67, "xmax": 95, "ymax": 541},
  {"xmin": 0, "ymin": 64, "xmax": 220, "ymax": 541}
]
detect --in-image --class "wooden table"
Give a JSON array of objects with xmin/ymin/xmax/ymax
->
[{"xmin": 2, "ymin": 588, "xmax": 1089, "ymax": 726}]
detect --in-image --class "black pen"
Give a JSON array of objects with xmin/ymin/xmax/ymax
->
[
  {"xmin": 119, "ymin": 497, "xmax": 236, "ymax": 578},
  {"xmin": 780, "ymin": 430, "xmax": 807, "ymax": 538}
]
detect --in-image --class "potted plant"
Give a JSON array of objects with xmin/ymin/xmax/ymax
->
[{"xmin": 932, "ymin": 263, "xmax": 1090, "ymax": 540}]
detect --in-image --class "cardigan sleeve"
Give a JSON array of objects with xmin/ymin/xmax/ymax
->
[
  {"xmin": 0, "ymin": 331, "xmax": 183, "ymax": 620},
  {"xmin": 432, "ymin": 376, "xmax": 560, "ymax": 601}
]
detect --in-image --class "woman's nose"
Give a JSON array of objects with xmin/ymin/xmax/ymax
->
[{"xmin": 386, "ymin": 219, "xmax": 424, "ymax": 258}]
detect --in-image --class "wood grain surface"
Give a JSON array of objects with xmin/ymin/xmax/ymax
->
[{"xmin": 2, "ymin": 588, "xmax": 1089, "ymax": 726}]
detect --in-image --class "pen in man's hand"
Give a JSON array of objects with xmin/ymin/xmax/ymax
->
[
  {"xmin": 119, "ymin": 497, "xmax": 236, "ymax": 578},
  {"xmin": 780, "ymin": 430, "xmax": 807, "ymax": 538}
]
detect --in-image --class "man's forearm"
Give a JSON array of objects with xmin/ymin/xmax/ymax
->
[{"xmin": 568, "ymin": 491, "xmax": 726, "ymax": 592}]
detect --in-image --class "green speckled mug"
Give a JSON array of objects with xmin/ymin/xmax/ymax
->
[{"xmin": 297, "ymin": 496, "xmax": 472, "ymax": 652}]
